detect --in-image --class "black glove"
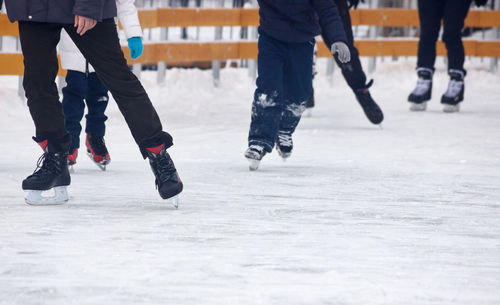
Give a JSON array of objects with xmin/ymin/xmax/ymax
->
[
  {"xmin": 348, "ymin": 0, "xmax": 365, "ymax": 9},
  {"xmin": 474, "ymin": 0, "xmax": 488, "ymax": 6}
]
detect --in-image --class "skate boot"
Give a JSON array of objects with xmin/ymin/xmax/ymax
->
[
  {"xmin": 67, "ymin": 148, "xmax": 78, "ymax": 172},
  {"xmin": 276, "ymin": 131, "xmax": 293, "ymax": 160},
  {"xmin": 145, "ymin": 144, "xmax": 183, "ymax": 207},
  {"xmin": 244, "ymin": 145, "xmax": 266, "ymax": 171},
  {"xmin": 354, "ymin": 79, "xmax": 384, "ymax": 125},
  {"xmin": 86, "ymin": 134, "xmax": 110, "ymax": 171},
  {"xmin": 408, "ymin": 67, "xmax": 433, "ymax": 111},
  {"xmin": 441, "ymin": 69, "xmax": 465, "ymax": 113},
  {"xmin": 22, "ymin": 139, "xmax": 70, "ymax": 205},
  {"xmin": 68, "ymin": 148, "xmax": 78, "ymax": 164}
]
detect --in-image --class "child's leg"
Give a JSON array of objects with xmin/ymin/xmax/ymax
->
[
  {"xmin": 248, "ymin": 32, "xmax": 286, "ymax": 152},
  {"xmin": 85, "ymin": 72, "xmax": 109, "ymax": 138},
  {"xmin": 62, "ymin": 70, "xmax": 87, "ymax": 150},
  {"xmin": 279, "ymin": 40, "xmax": 314, "ymax": 134}
]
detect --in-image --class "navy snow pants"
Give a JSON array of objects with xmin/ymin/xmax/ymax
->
[
  {"xmin": 417, "ymin": 0, "xmax": 472, "ymax": 71},
  {"xmin": 62, "ymin": 70, "xmax": 109, "ymax": 150},
  {"xmin": 248, "ymin": 31, "xmax": 314, "ymax": 153}
]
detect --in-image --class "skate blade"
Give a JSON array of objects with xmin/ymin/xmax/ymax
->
[
  {"xmin": 409, "ymin": 102, "xmax": 427, "ymax": 111},
  {"xmin": 443, "ymin": 104, "xmax": 460, "ymax": 113},
  {"xmin": 86, "ymin": 152, "xmax": 110, "ymax": 171},
  {"xmin": 170, "ymin": 195, "xmax": 179, "ymax": 209},
  {"xmin": 378, "ymin": 124, "xmax": 384, "ymax": 130},
  {"xmin": 247, "ymin": 158, "xmax": 260, "ymax": 171},
  {"xmin": 24, "ymin": 186, "xmax": 69, "ymax": 206}
]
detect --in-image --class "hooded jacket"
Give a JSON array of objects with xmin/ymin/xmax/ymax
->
[
  {"xmin": 59, "ymin": 0, "xmax": 142, "ymax": 73},
  {"xmin": 4, "ymin": 0, "xmax": 117, "ymax": 24},
  {"xmin": 257, "ymin": 0, "xmax": 347, "ymax": 45}
]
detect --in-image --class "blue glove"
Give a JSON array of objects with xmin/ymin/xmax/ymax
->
[{"xmin": 127, "ymin": 37, "xmax": 143, "ymax": 60}]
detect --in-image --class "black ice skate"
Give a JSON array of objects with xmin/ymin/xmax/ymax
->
[
  {"xmin": 441, "ymin": 69, "xmax": 465, "ymax": 113},
  {"xmin": 244, "ymin": 145, "xmax": 266, "ymax": 171},
  {"xmin": 354, "ymin": 79, "xmax": 384, "ymax": 125},
  {"xmin": 408, "ymin": 67, "xmax": 433, "ymax": 111},
  {"xmin": 22, "ymin": 140, "xmax": 71, "ymax": 205},
  {"xmin": 145, "ymin": 144, "xmax": 183, "ymax": 208},
  {"xmin": 276, "ymin": 131, "xmax": 293, "ymax": 160},
  {"xmin": 86, "ymin": 134, "xmax": 111, "ymax": 171}
]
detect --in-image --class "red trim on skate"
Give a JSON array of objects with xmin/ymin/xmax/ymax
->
[
  {"xmin": 146, "ymin": 144, "xmax": 164, "ymax": 155},
  {"xmin": 68, "ymin": 148, "xmax": 78, "ymax": 163},
  {"xmin": 37, "ymin": 140, "xmax": 48, "ymax": 151}
]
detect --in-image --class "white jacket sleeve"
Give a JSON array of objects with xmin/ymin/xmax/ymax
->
[{"xmin": 116, "ymin": 0, "xmax": 143, "ymax": 39}]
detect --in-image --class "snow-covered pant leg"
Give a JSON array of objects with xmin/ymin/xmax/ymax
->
[
  {"xmin": 63, "ymin": 19, "xmax": 172, "ymax": 158},
  {"xmin": 333, "ymin": 0, "xmax": 367, "ymax": 90},
  {"xmin": 417, "ymin": 0, "xmax": 444, "ymax": 69},
  {"xmin": 84, "ymin": 72, "xmax": 109, "ymax": 138},
  {"xmin": 18, "ymin": 22, "xmax": 71, "ymax": 153},
  {"xmin": 442, "ymin": 0, "xmax": 472, "ymax": 71},
  {"xmin": 62, "ymin": 70, "xmax": 87, "ymax": 150},
  {"xmin": 248, "ymin": 32, "xmax": 287, "ymax": 152},
  {"xmin": 279, "ymin": 40, "xmax": 315, "ymax": 134}
]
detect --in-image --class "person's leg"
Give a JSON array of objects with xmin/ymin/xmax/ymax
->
[
  {"xmin": 417, "ymin": 0, "xmax": 445, "ymax": 70},
  {"xmin": 84, "ymin": 72, "xmax": 109, "ymax": 138},
  {"xmin": 248, "ymin": 32, "xmax": 286, "ymax": 153},
  {"xmin": 63, "ymin": 20, "xmax": 171, "ymax": 157},
  {"xmin": 279, "ymin": 40, "xmax": 314, "ymax": 136},
  {"xmin": 62, "ymin": 70, "xmax": 87, "ymax": 150},
  {"xmin": 442, "ymin": 0, "xmax": 472, "ymax": 72},
  {"xmin": 332, "ymin": 0, "xmax": 367, "ymax": 90},
  {"xmin": 18, "ymin": 22, "xmax": 70, "ymax": 152}
]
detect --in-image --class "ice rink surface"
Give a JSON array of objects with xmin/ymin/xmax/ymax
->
[{"xmin": 1, "ymin": 61, "xmax": 499, "ymax": 305}]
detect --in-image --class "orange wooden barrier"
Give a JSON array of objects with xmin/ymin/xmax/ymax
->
[
  {"xmin": 3, "ymin": 9, "xmax": 500, "ymax": 36},
  {"xmin": 1, "ymin": 9, "xmax": 500, "ymax": 75}
]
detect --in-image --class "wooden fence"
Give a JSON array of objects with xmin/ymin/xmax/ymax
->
[{"xmin": 1, "ymin": 8, "xmax": 500, "ymax": 76}]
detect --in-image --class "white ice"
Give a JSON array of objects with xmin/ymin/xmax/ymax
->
[{"xmin": 1, "ymin": 60, "xmax": 500, "ymax": 305}]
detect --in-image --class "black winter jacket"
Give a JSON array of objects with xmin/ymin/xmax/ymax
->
[
  {"xmin": 4, "ymin": 0, "xmax": 117, "ymax": 24},
  {"xmin": 257, "ymin": 0, "xmax": 347, "ymax": 44}
]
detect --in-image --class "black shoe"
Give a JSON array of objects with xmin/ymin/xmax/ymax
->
[
  {"xmin": 145, "ymin": 144, "xmax": 183, "ymax": 200},
  {"xmin": 441, "ymin": 69, "xmax": 465, "ymax": 112},
  {"xmin": 354, "ymin": 79, "xmax": 384, "ymax": 125},
  {"xmin": 276, "ymin": 131, "xmax": 293, "ymax": 159},
  {"xmin": 86, "ymin": 134, "xmax": 110, "ymax": 167},
  {"xmin": 408, "ymin": 67, "xmax": 433, "ymax": 111},
  {"xmin": 22, "ymin": 150, "xmax": 70, "ymax": 191}
]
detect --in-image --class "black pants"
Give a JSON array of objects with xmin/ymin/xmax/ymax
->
[
  {"xmin": 18, "ymin": 20, "xmax": 172, "ymax": 156},
  {"xmin": 417, "ymin": 0, "xmax": 472, "ymax": 71},
  {"xmin": 323, "ymin": 0, "xmax": 367, "ymax": 91}
]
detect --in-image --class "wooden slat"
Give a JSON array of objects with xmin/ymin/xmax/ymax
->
[
  {"xmin": 0, "ymin": 53, "xmax": 67, "ymax": 75},
  {"xmin": 2, "ymin": 39, "xmax": 500, "ymax": 76},
  {"xmin": 0, "ymin": 14, "xmax": 19, "ymax": 36},
  {"xmin": 3, "ymin": 9, "xmax": 500, "ymax": 34}
]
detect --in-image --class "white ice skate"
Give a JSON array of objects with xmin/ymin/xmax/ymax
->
[{"xmin": 24, "ymin": 186, "xmax": 69, "ymax": 206}]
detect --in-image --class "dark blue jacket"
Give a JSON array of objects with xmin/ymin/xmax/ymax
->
[
  {"xmin": 5, "ymin": 0, "xmax": 117, "ymax": 24},
  {"xmin": 257, "ymin": 0, "xmax": 347, "ymax": 45}
]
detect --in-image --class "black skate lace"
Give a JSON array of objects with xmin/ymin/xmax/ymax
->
[
  {"xmin": 32, "ymin": 153, "xmax": 59, "ymax": 177},
  {"xmin": 154, "ymin": 153, "xmax": 176, "ymax": 182}
]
